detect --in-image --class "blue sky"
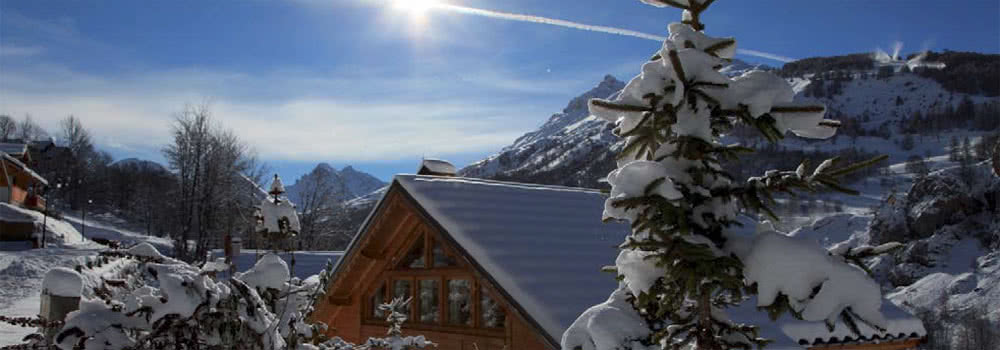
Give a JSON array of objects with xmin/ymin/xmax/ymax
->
[{"xmin": 2, "ymin": 0, "xmax": 998, "ymax": 182}]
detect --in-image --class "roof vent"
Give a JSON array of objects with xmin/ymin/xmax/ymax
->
[{"xmin": 417, "ymin": 158, "xmax": 457, "ymax": 176}]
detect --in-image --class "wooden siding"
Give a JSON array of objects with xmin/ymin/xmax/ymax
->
[
  {"xmin": 808, "ymin": 338, "xmax": 922, "ymax": 350},
  {"xmin": 312, "ymin": 184, "xmax": 556, "ymax": 349},
  {"xmin": 1, "ymin": 160, "xmax": 44, "ymax": 208},
  {"xmin": 0, "ymin": 221, "xmax": 35, "ymax": 241}
]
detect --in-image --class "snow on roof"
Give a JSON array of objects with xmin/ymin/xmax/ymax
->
[
  {"xmin": 1, "ymin": 151, "xmax": 48, "ymax": 186},
  {"xmin": 395, "ymin": 175, "xmax": 627, "ymax": 345},
  {"xmin": 352, "ymin": 175, "xmax": 925, "ymax": 348},
  {"xmin": 0, "ymin": 143, "xmax": 27, "ymax": 156},
  {"xmin": 269, "ymin": 175, "xmax": 285, "ymax": 194},
  {"xmin": 727, "ymin": 296, "xmax": 925, "ymax": 349},
  {"xmin": 258, "ymin": 198, "xmax": 300, "ymax": 233},
  {"xmin": 417, "ymin": 159, "xmax": 457, "ymax": 176},
  {"xmin": 0, "ymin": 202, "xmax": 36, "ymax": 223}
]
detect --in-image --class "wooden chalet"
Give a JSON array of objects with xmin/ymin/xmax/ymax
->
[
  {"xmin": 314, "ymin": 161, "xmax": 925, "ymax": 350},
  {"xmin": 1, "ymin": 147, "xmax": 48, "ymax": 211},
  {"xmin": 1, "ymin": 148, "xmax": 49, "ymax": 242}
]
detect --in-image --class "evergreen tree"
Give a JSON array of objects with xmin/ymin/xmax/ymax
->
[
  {"xmin": 901, "ymin": 134, "xmax": 915, "ymax": 151},
  {"xmin": 562, "ymin": 1, "xmax": 896, "ymax": 350},
  {"xmin": 905, "ymin": 155, "xmax": 930, "ymax": 179},
  {"xmin": 959, "ymin": 136, "xmax": 975, "ymax": 186},
  {"xmin": 949, "ymin": 136, "xmax": 961, "ymax": 161}
]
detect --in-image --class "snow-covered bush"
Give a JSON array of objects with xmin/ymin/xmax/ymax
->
[
  {"xmin": 11, "ymin": 245, "xmax": 433, "ymax": 350},
  {"xmin": 562, "ymin": 1, "xmax": 901, "ymax": 349}
]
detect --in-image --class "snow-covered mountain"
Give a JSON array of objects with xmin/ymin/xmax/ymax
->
[
  {"xmin": 458, "ymin": 75, "xmax": 624, "ymax": 188},
  {"xmin": 285, "ymin": 163, "xmax": 386, "ymax": 205},
  {"xmin": 460, "ymin": 54, "xmax": 998, "ymax": 187}
]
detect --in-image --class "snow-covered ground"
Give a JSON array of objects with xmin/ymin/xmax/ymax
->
[
  {"xmin": 0, "ymin": 248, "xmax": 99, "ymax": 345},
  {"xmin": 0, "ymin": 210, "xmax": 173, "ymax": 346},
  {"xmin": 61, "ymin": 214, "xmax": 174, "ymax": 254}
]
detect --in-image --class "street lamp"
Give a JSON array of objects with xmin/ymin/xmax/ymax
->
[
  {"xmin": 40, "ymin": 183, "xmax": 61, "ymax": 249},
  {"xmin": 82, "ymin": 199, "xmax": 92, "ymax": 239}
]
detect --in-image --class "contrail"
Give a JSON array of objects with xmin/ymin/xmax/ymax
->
[
  {"xmin": 734, "ymin": 49, "xmax": 795, "ymax": 63},
  {"xmin": 437, "ymin": 3, "xmax": 668, "ymax": 42},
  {"xmin": 430, "ymin": 3, "xmax": 797, "ymax": 63}
]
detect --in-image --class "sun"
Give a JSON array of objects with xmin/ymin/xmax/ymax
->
[{"xmin": 391, "ymin": 0, "xmax": 441, "ymax": 17}]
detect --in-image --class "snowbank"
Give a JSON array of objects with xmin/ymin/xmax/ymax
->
[{"xmin": 0, "ymin": 203, "xmax": 85, "ymax": 247}]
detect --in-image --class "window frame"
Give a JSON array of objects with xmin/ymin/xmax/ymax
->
[{"xmin": 361, "ymin": 229, "xmax": 507, "ymax": 335}]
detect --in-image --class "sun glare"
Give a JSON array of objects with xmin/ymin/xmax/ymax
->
[{"xmin": 392, "ymin": 0, "xmax": 440, "ymax": 17}]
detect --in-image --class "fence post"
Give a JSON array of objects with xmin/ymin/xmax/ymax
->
[{"xmin": 40, "ymin": 267, "xmax": 82, "ymax": 345}]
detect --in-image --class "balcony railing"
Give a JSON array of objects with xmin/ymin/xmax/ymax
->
[{"xmin": 25, "ymin": 194, "xmax": 46, "ymax": 211}]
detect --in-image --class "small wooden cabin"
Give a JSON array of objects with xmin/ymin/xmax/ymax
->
[
  {"xmin": 1, "ymin": 149, "xmax": 48, "ymax": 211},
  {"xmin": 314, "ymin": 171, "xmax": 925, "ymax": 350}
]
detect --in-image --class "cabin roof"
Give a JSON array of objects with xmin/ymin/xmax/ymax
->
[
  {"xmin": 0, "ymin": 151, "xmax": 48, "ymax": 186},
  {"xmin": 396, "ymin": 174, "xmax": 627, "ymax": 346},
  {"xmin": 0, "ymin": 143, "xmax": 28, "ymax": 157},
  {"xmin": 336, "ymin": 174, "xmax": 925, "ymax": 349},
  {"xmin": 417, "ymin": 159, "xmax": 457, "ymax": 176}
]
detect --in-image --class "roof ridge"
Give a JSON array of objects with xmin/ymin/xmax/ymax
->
[{"xmin": 395, "ymin": 174, "xmax": 606, "ymax": 194}]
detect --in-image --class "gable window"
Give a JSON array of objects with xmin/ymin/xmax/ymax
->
[
  {"xmin": 393, "ymin": 279, "xmax": 412, "ymax": 315},
  {"xmin": 363, "ymin": 230, "xmax": 507, "ymax": 332},
  {"xmin": 447, "ymin": 279, "xmax": 472, "ymax": 326},
  {"xmin": 481, "ymin": 286, "xmax": 506, "ymax": 328},
  {"xmin": 432, "ymin": 238, "xmax": 457, "ymax": 267},
  {"xmin": 370, "ymin": 282, "xmax": 386, "ymax": 319},
  {"xmin": 418, "ymin": 279, "xmax": 440, "ymax": 323},
  {"xmin": 399, "ymin": 234, "xmax": 426, "ymax": 268}
]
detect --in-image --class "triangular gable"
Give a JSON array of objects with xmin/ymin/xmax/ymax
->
[
  {"xmin": 393, "ymin": 175, "xmax": 628, "ymax": 348},
  {"xmin": 321, "ymin": 179, "xmax": 518, "ymax": 344}
]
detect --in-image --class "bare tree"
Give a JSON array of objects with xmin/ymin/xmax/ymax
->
[
  {"xmin": 0, "ymin": 115, "xmax": 16, "ymax": 141},
  {"xmin": 163, "ymin": 104, "xmax": 258, "ymax": 261},
  {"xmin": 17, "ymin": 114, "xmax": 47, "ymax": 141},
  {"xmin": 293, "ymin": 165, "xmax": 344, "ymax": 249},
  {"xmin": 59, "ymin": 115, "xmax": 97, "ymax": 209}
]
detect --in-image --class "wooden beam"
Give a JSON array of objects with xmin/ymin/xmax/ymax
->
[
  {"xmin": 808, "ymin": 338, "xmax": 923, "ymax": 350},
  {"xmin": 327, "ymin": 294, "xmax": 352, "ymax": 306}
]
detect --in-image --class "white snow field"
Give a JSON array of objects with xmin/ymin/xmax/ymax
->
[
  {"xmin": 0, "ymin": 207, "xmax": 342, "ymax": 347},
  {"xmin": 0, "ymin": 209, "xmax": 167, "ymax": 346}
]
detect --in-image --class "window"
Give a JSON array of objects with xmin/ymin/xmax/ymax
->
[
  {"xmin": 418, "ymin": 279, "xmax": 440, "ymax": 323},
  {"xmin": 432, "ymin": 239, "xmax": 458, "ymax": 267},
  {"xmin": 365, "ymin": 232, "xmax": 505, "ymax": 331},
  {"xmin": 370, "ymin": 282, "xmax": 386, "ymax": 319},
  {"xmin": 399, "ymin": 235, "xmax": 426, "ymax": 268},
  {"xmin": 393, "ymin": 279, "xmax": 412, "ymax": 315},
  {"xmin": 481, "ymin": 288, "xmax": 506, "ymax": 328},
  {"xmin": 447, "ymin": 279, "xmax": 472, "ymax": 326}
]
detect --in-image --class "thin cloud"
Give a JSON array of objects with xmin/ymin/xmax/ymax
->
[
  {"xmin": 0, "ymin": 64, "xmax": 559, "ymax": 163},
  {"xmin": 0, "ymin": 45, "xmax": 44, "ymax": 57}
]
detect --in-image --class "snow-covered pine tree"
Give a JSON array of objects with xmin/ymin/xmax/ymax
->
[{"xmin": 562, "ymin": 1, "xmax": 896, "ymax": 349}]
